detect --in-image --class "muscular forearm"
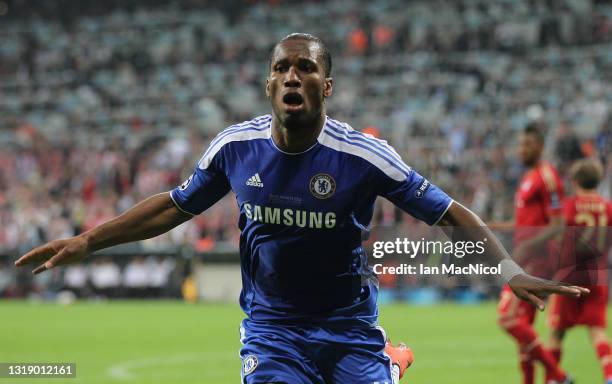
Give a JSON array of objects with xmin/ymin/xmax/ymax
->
[
  {"xmin": 15, "ymin": 192, "xmax": 193, "ymax": 274},
  {"xmin": 438, "ymin": 201, "xmax": 519, "ymax": 277},
  {"xmin": 81, "ymin": 192, "xmax": 192, "ymax": 252}
]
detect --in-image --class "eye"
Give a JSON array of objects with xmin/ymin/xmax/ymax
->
[
  {"xmin": 299, "ymin": 62, "xmax": 315, "ymax": 73},
  {"xmin": 274, "ymin": 64, "xmax": 288, "ymax": 73}
]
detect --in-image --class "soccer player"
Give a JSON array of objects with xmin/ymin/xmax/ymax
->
[
  {"xmin": 548, "ymin": 158, "xmax": 612, "ymax": 384},
  {"xmin": 15, "ymin": 33, "xmax": 587, "ymax": 384},
  {"xmin": 497, "ymin": 124, "xmax": 573, "ymax": 384}
]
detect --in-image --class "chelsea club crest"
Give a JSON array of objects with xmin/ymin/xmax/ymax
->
[
  {"xmin": 309, "ymin": 173, "xmax": 336, "ymax": 199},
  {"xmin": 243, "ymin": 355, "xmax": 258, "ymax": 375}
]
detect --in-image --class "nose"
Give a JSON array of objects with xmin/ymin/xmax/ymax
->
[{"xmin": 283, "ymin": 66, "xmax": 301, "ymax": 88}]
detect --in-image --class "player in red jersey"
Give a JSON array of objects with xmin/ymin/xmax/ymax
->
[
  {"xmin": 497, "ymin": 124, "xmax": 572, "ymax": 384},
  {"xmin": 547, "ymin": 158, "xmax": 612, "ymax": 384}
]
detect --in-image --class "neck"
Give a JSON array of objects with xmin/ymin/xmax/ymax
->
[
  {"xmin": 271, "ymin": 113, "xmax": 325, "ymax": 153},
  {"xmin": 576, "ymin": 187, "xmax": 598, "ymax": 196},
  {"xmin": 527, "ymin": 159, "xmax": 542, "ymax": 170}
]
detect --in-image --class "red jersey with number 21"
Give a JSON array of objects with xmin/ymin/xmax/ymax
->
[{"xmin": 560, "ymin": 194, "xmax": 612, "ymax": 285}]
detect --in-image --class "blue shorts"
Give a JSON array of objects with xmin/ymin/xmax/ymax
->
[{"xmin": 239, "ymin": 319, "xmax": 393, "ymax": 384}]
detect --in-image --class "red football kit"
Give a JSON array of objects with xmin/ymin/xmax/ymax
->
[
  {"xmin": 499, "ymin": 161, "xmax": 564, "ymax": 327},
  {"xmin": 497, "ymin": 161, "xmax": 567, "ymax": 384},
  {"xmin": 513, "ymin": 160, "xmax": 564, "ymax": 277},
  {"xmin": 548, "ymin": 193, "xmax": 612, "ymax": 330}
]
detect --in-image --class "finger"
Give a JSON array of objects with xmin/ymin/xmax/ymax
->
[
  {"xmin": 15, "ymin": 244, "xmax": 56, "ymax": 266},
  {"xmin": 45, "ymin": 249, "xmax": 69, "ymax": 269},
  {"xmin": 32, "ymin": 248, "xmax": 68, "ymax": 275},
  {"xmin": 32, "ymin": 263, "xmax": 49, "ymax": 275},
  {"xmin": 524, "ymin": 291, "xmax": 545, "ymax": 311},
  {"xmin": 572, "ymin": 286, "xmax": 590, "ymax": 295},
  {"xmin": 541, "ymin": 284, "xmax": 586, "ymax": 297}
]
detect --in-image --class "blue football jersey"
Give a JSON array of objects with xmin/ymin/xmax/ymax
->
[{"xmin": 171, "ymin": 114, "xmax": 452, "ymax": 324}]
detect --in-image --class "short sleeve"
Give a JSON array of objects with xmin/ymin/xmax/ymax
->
[
  {"xmin": 540, "ymin": 164, "xmax": 564, "ymax": 217},
  {"xmin": 170, "ymin": 150, "xmax": 231, "ymax": 216},
  {"xmin": 378, "ymin": 167, "xmax": 453, "ymax": 226}
]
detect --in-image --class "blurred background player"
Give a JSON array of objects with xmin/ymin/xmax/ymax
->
[
  {"xmin": 548, "ymin": 158, "xmax": 612, "ymax": 384},
  {"xmin": 496, "ymin": 124, "xmax": 571, "ymax": 384}
]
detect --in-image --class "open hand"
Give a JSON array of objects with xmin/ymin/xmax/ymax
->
[
  {"xmin": 508, "ymin": 273, "xmax": 589, "ymax": 311},
  {"xmin": 14, "ymin": 236, "xmax": 90, "ymax": 274}
]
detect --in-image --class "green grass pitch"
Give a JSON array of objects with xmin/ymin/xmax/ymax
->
[{"xmin": 0, "ymin": 301, "xmax": 606, "ymax": 383}]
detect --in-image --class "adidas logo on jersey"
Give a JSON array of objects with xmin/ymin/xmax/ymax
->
[{"xmin": 246, "ymin": 173, "xmax": 264, "ymax": 188}]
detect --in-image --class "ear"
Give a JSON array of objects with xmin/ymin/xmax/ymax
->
[
  {"xmin": 265, "ymin": 78, "xmax": 271, "ymax": 98},
  {"xmin": 323, "ymin": 77, "xmax": 333, "ymax": 98}
]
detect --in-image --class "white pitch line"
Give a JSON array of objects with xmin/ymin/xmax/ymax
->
[{"xmin": 107, "ymin": 352, "xmax": 234, "ymax": 381}]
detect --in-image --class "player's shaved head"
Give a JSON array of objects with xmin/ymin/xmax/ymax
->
[
  {"xmin": 518, "ymin": 123, "xmax": 545, "ymax": 167},
  {"xmin": 266, "ymin": 32, "xmax": 333, "ymax": 136},
  {"xmin": 570, "ymin": 158, "xmax": 604, "ymax": 190},
  {"xmin": 523, "ymin": 123, "xmax": 545, "ymax": 145},
  {"xmin": 270, "ymin": 33, "xmax": 332, "ymax": 77}
]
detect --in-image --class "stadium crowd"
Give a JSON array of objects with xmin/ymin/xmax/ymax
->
[{"xmin": 1, "ymin": 0, "xmax": 611, "ymax": 298}]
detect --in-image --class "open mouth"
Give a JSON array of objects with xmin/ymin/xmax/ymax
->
[{"xmin": 282, "ymin": 92, "xmax": 304, "ymax": 106}]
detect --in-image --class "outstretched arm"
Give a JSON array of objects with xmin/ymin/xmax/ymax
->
[
  {"xmin": 15, "ymin": 192, "xmax": 192, "ymax": 274},
  {"xmin": 512, "ymin": 215, "xmax": 564, "ymax": 264},
  {"xmin": 437, "ymin": 201, "xmax": 589, "ymax": 310}
]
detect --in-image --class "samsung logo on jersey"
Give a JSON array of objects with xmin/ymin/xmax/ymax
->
[{"xmin": 243, "ymin": 203, "xmax": 336, "ymax": 229}]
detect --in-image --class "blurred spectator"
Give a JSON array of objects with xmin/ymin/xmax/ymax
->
[
  {"xmin": 63, "ymin": 265, "xmax": 89, "ymax": 297},
  {"xmin": 596, "ymin": 114, "xmax": 612, "ymax": 163},
  {"xmin": 149, "ymin": 256, "xmax": 176, "ymax": 297},
  {"xmin": 123, "ymin": 256, "xmax": 149, "ymax": 298},
  {"xmin": 0, "ymin": 262, "xmax": 14, "ymax": 297},
  {"xmin": 89, "ymin": 258, "xmax": 121, "ymax": 298},
  {"xmin": 555, "ymin": 122, "xmax": 585, "ymax": 172}
]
